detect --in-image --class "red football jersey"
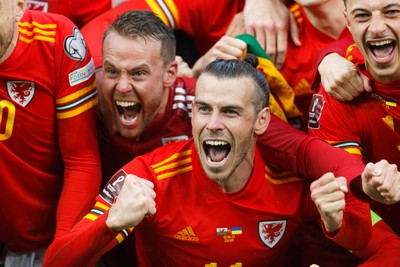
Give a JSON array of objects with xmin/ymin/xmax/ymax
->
[
  {"xmin": 80, "ymin": 0, "xmax": 246, "ymax": 68},
  {"xmin": 0, "ymin": 10, "xmax": 101, "ymax": 252},
  {"xmin": 280, "ymin": 3, "xmax": 352, "ymax": 131},
  {"xmin": 308, "ymin": 44, "xmax": 400, "ymax": 235},
  {"xmin": 97, "ymin": 76, "xmax": 371, "ymax": 266},
  {"xmin": 26, "ymin": 0, "xmax": 111, "ymax": 28},
  {"xmin": 43, "ymin": 139, "xmax": 370, "ymax": 266}
]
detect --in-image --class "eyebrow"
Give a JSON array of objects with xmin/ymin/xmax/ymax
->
[
  {"xmin": 194, "ymin": 100, "xmax": 244, "ymax": 111},
  {"xmin": 102, "ymin": 60, "xmax": 116, "ymax": 69},
  {"xmin": 103, "ymin": 60, "xmax": 150, "ymax": 72},
  {"xmin": 350, "ymin": 3, "xmax": 400, "ymax": 14}
]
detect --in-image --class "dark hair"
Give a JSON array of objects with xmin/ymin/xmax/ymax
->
[
  {"xmin": 103, "ymin": 10, "xmax": 176, "ymax": 66},
  {"xmin": 200, "ymin": 55, "xmax": 270, "ymax": 113}
]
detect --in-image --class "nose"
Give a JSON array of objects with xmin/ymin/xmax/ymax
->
[
  {"xmin": 206, "ymin": 112, "xmax": 224, "ymax": 132},
  {"xmin": 115, "ymin": 73, "xmax": 133, "ymax": 94},
  {"xmin": 369, "ymin": 13, "xmax": 387, "ymax": 35}
]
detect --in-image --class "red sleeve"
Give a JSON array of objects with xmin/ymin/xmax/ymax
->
[
  {"xmin": 43, "ymin": 213, "xmax": 118, "ymax": 267},
  {"xmin": 258, "ymin": 116, "xmax": 371, "ymax": 249},
  {"xmin": 322, "ymin": 188, "xmax": 372, "ymax": 250},
  {"xmin": 44, "ymin": 164, "xmax": 148, "ymax": 266},
  {"xmin": 55, "ymin": 109, "xmax": 102, "ymax": 237},
  {"xmin": 27, "ymin": 0, "xmax": 111, "ymax": 28},
  {"xmin": 54, "ymin": 16, "xmax": 102, "ymax": 238},
  {"xmin": 356, "ymin": 219, "xmax": 400, "ymax": 267},
  {"xmin": 44, "ymin": 170, "xmax": 128, "ymax": 267},
  {"xmin": 258, "ymin": 115, "xmax": 365, "ymax": 182},
  {"xmin": 311, "ymin": 35, "xmax": 356, "ymax": 90}
]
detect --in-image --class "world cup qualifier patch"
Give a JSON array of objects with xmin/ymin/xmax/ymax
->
[
  {"xmin": 308, "ymin": 94, "xmax": 325, "ymax": 129},
  {"xmin": 100, "ymin": 170, "xmax": 128, "ymax": 205},
  {"xmin": 64, "ymin": 27, "xmax": 87, "ymax": 63}
]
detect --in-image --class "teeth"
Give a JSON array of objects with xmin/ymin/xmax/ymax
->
[
  {"xmin": 205, "ymin": 140, "xmax": 228, "ymax": 146},
  {"xmin": 369, "ymin": 40, "xmax": 392, "ymax": 46},
  {"xmin": 116, "ymin": 101, "xmax": 136, "ymax": 107}
]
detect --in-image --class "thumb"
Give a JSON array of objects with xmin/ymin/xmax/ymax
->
[
  {"xmin": 363, "ymin": 162, "xmax": 382, "ymax": 181},
  {"xmin": 361, "ymin": 73, "xmax": 373, "ymax": 92},
  {"xmin": 337, "ymin": 178, "xmax": 348, "ymax": 193}
]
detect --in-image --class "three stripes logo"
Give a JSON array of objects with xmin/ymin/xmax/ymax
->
[{"xmin": 174, "ymin": 226, "xmax": 199, "ymax": 242}]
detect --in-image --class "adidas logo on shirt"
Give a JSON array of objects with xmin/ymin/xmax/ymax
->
[{"xmin": 174, "ymin": 226, "xmax": 199, "ymax": 241}]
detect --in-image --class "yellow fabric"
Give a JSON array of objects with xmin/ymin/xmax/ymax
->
[{"xmin": 257, "ymin": 57, "xmax": 302, "ymax": 121}]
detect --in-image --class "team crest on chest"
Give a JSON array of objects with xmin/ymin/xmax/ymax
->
[
  {"xmin": 7, "ymin": 81, "xmax": 36, "ymax": 107},
  {"xmin": 258, "ymin": 220, "xmax": 286, "ymax": 249}
]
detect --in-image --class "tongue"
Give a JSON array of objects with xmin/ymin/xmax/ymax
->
[
  {"xmin": 373, "ymin": 45, "xmax": 393, "ymax": 59},
  {"xmin": 123, "ymin": 106, "xmax": 140, "ymax": 120},
  {"xmin": 209, "ymin": 147, "xmax": 228, "ymax": 162}
]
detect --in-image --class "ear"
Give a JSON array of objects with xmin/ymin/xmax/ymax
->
[
  {"xmin": 254, "ymin": 107, "xmax": 270, "ymax": 135},
  {"xmin": 344, "ymin": 9, "xmax": 352, "ymax": 33},
  {"xmin": 163, "ymin": 59, "xmax": 178, "ymax": 88},
  {"xmin": 190, "ymin": 100, "xmax": 195, "ymax": 125},
  {"xmin": 16, "ymin": 0, "xmax": 26, "ymax": 21}
]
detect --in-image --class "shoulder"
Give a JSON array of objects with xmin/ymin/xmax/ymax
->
[{"xmin": 21, "ymin": 9, "xmax": 75, "ymax": 28}]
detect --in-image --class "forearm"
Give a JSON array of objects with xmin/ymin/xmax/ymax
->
[
  {"xmin": 355, "ymin": 216, "xmax": 400, "ymax": 267},
  {"xmin": 56, "ymin": 109, "xmax": 102, "ymax": 236},
  {"xmin": 44, "ymin": 215, "xmax": 118, "ymax": 267},
  {"xmin": 301, "ymin": 138, "xmax": 365, "ymax": 183},
  {"xmin": 326, "ymin": 191, "xmax": 371, "ymax": 250}
]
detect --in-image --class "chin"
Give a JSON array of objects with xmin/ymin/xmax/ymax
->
[{"xmin": 119, "ymin": 127, "xmax": 141, "ymax": 139}]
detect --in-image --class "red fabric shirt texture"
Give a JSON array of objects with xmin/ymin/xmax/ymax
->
[
  {"xmin": 26, "ymin": 0, "xmax": 112, "ymax": 28},
  {"xmin": 43, "ymin": 139, "xmax": 370, "ymax": 266},
  {"xmin": 80, "ymin": 0, "xmax": 246, "ymax": 69},
  {"xmin": 0, "ymin": 10, "xmax": 101, "ymax": 252}
]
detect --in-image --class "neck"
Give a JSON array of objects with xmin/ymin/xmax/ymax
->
[
  {"xmin": 144, "ymin": 86, "xmax": 171, "ymax": 132},
  {"xmin": 303, "ymin": 1, "xmax": 346, "ymax": 40},
  {"xmin": 0, "ymin": 25, "xmax": 19, "ymax": 64},
  {"xmin": 214, "ymin": 145, "xmax": 256, "ymax": 193}
]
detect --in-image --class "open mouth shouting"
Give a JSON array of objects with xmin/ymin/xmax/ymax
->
[
  {"xmin": 116, "ymin": 100, "xmax": 142, "ymax": 126},
  {"xmin": 203, "ymin": 140, "xmax": 231, "ymax": 168},
  {"xmin": 367, "ymin": 39, "xmax": 396, "ymax": 64}
]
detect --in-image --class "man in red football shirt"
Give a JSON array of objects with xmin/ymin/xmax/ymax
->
[
  {"xmin": 0, "ymin": 0, "xmax": 101, "ymax": 266},
  {"xmin": 43, "ymin": 57, "xmax": 376, "ymax": 267},
  {"xmin": 91, "ymin": 10, "xmax": 399, "ymax": 266},
  {"xmin": 308, "ymin": 0, "xmax": 400, "ymax": 240},
  {"xmin": 309, "ymin": 3, "xmax": 400, "ymax": 266}
]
